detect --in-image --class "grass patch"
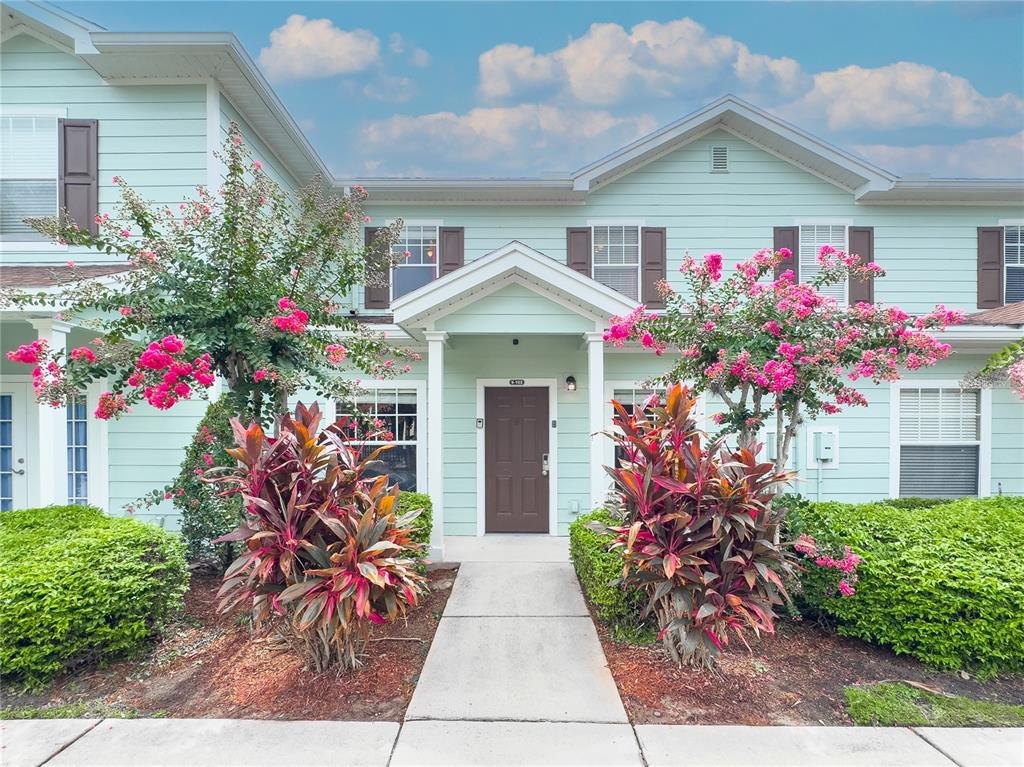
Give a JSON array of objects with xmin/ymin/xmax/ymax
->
[
  {"xmin": 0, "ymin": 701, "xmax": 158, "ymax": 720},
  {"xmin": 845, "ymin": 683, "xmax": 1024, "ymax": 727}
]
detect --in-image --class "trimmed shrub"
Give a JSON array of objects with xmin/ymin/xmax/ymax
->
[
  {"xmin": 0, "ymin": 505, "xmax": 188, "ymax": 689},
  {"xmin": 881, "ymin": 497, "xmax": 953, "ymax": 511},
  {"xmin": 395, "ymin": 490, "xmax": 433, "ymax": 556},
  {"xmin": 786, "ymin": 496, "xmax": 1024, "ymax": 675},
  {"xmin": 569, "ymin": 509, "xmax": 651, "ymax": 641}
]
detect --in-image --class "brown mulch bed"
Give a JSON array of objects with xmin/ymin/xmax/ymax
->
[
  {"xmin": 596, "ymin": 618, "xmax": 1024, "ymax": 726},
  {"xmin": 7, "ymin": 567, "xmax": 458, "ymax": 721}
]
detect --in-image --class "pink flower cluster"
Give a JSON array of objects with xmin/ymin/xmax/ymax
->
[
  {"xmin": 95, "ymin": 391, "xmax": 128, "ymax": 420},
  {"xmin": 1009, "ymin": 359, "xmax": 1024, "ymax": 400},
  {"xmin": 604, "ymin": 306, "xmax": 655, "ymax": 348},
  {"xmin": 126, "ymin": 336, "xmax": 215, "ymax": 410},
  {"xmin": 272, "ymin": 297, "xmax": 309, "ymax": 334},
  {"xmin": 70, "ymin": 346, "xmax": 96, "ymax": 363},
  {"xmin": 326, "ymin": 344, "xmax": 348, "ymax": 365},
  {"xmin": 6, "ymin": 339, "xmax": 46, "ymax": 365},
  {"xmin": 792, "ymin": 534, "xmax": 860, "ymax": 597}
]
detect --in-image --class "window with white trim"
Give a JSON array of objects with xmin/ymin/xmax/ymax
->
[
  {"xmin": 1, "ymin": 115, "xmax": 58, "ymax": 241},
  {"xmin": 391, "ymin": 225, "xmax": 438, "ymax": 301},
  {"xmin": 799, "ymin": 225, "xmax": 847, "ymax": 305},
  {"xmin": 898, "ymin": 387, "xmax": 980, "ymax": 498},
  {"xmin": 1004, "ymin": 225, "xmax": 1024, "ymax": 303},
  {"xmin": 0, "ymin": 394, "xmax": 13, "ymax": 512},
  {"xmin": 593, "ymin": 225, "xmax": 641, "ymax": 300},
  {"xmin": 67, "ymin": 395, "xmax": 88, "ymax": 504},
  {"xmin": 338, "ymin": 387, "xmax": 419, "ymax": 491},
  {"xmin": 612, "ymin": 387, "xmax": 656, "ymax": 465}
]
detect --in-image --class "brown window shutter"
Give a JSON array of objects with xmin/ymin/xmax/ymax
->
[
  {"xmin": 847, "ymin": 226, "xmax": 875, "ymax": 304},
  {"xmin": 438, "ymin": 226, "xmax": 464, "ymax": 276},
  {"xmin": 566, "ymin": 227, "xmax": 592, "ymax": 276},
  {"xmin": 58, "ymin": 119, "xmax": 98, "ymax": 234},
  {"xmin": 640, "ymin": 226, "xmax": 667, "ymax": 308},
  {"xmin": 363, "ymin": 226, "xmax": 390, "ymax": 309},
  {"xmin": 977, "ymin": 227, "xmax": 1004, "ymax": 309},
  {"xmin": 773, "ymin": 226, "xmax": 799, "ymax": 281}
]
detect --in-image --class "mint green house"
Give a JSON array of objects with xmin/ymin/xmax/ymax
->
[{"xmin": 2, "ymin": 3, "xmax": 1022, "ymax": 558}]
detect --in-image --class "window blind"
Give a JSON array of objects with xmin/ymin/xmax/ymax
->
[
  {"xmin": 1, "ymin": 116, "xmax": 58, "ymax": 239},
  {"xmin": 899, "ymin": 388, "xmax": 980, "ymax": 442},
  {"xmin": 1005, "ymin": 225, "xmax": 1024, "ymax": 303},
  {"xmin": 799, "ymin": 225, "xmax": 847, "ymax": 303},
  {"xmin": 899, "ymin": 445, "xmax": 979, "ymax": 497}
]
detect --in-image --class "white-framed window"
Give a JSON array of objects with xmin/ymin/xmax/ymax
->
[
  {"xmin": 0, "ymin": 115, "xmax": 58, "ymax": 241},
  {"xmin": 338, "ymin": 385, "xmax": 423, "ymax": 491},
  {"xmin": 799, "ymin": 224, "xmax": 847, "ymax": 305},
  {"xmin": 391, "ymin": 225, "xmax": 438, "ymax": 301},
  {"xmin": 67, "ymin": 395, "xmax": 88, "ymax": 505},
  {"xmin": 593, "ymin": 224, "xmax": 641, "ymax": 300},
  {"xmin": 897, "ymin": 387, "xmax": 981, "ymax": 498},
  {"xmin": 0, "ymin": 393, "xmax": 13, "ymax": 512},
  {"xmin": 1004, "ymin": 224, "xmax": 1024, "ymax": 304},
  {"xmin": 610, "ymin": 386, "xmax": 657, "ymax": 466}
]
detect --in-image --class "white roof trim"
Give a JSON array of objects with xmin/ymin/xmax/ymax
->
[{"xmin": 391, "ymin": 241, "xmax": 636, "ymax": 329}]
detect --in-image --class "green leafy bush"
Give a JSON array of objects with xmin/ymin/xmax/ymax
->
[
  {"xmin": 175, "ymin": 398, "xmax": 242, "ymax": 569},
  {"xmin": 569, "ymin": 509, "xmax": 651, "ymax": 642},
  {"xmin": 0, "ymin": 505, "xmax": 188, "ymax": 689},
  {"xmin": 395, "ymin": 490, "xmax": 433, "ymax": 556},
  {"xmin": 880, "ymin": 497, "xmax": 953, "ymax": 511},
  {"xmin": 786, "ymin": 496, "xmax": 1024, "ymax": 675}
]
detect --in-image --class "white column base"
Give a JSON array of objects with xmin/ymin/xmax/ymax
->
[{"xmin": 425, "ymin": 331, "xmax": 448, "ymax": 560}]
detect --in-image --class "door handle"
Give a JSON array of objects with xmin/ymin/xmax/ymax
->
[
  {"xmin": 541, "ymin": 453, "xmax": 549, "ymax": 476},
  {"xmin": 12, "ymin": 469, "xmax": 25, "ymax": 475}
]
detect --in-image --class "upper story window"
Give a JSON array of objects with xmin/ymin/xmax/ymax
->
[
  {"xmin": 799, "ymin": 224, "xmax": 847, "ymax": 305},
  {"xmin": 391, "ymin": 225, "xmax": 438, "ymax": 301},
  {"xmin": 1005, "ymin": 225, "xmax": 1024, "ymax": 303},
  {"xmin": 593, "ymin": 225, "xmax": 640, "ymax": 300},
  {"xmin": 1, "ymin": 115, "xmax": 58, "ymax": 241},
  {"xmin": 898, "ymin": 387, "xmax": 981, "ymax": 498}
]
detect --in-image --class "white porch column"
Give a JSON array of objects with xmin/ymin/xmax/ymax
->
[
  {"xmin": 424, "ymin": 331, "xmax": 448, "ymax": 560},
  {"xmin": 585, "ymin": 331, "xmax": 606, "ymax": 510},
  {"xmin": 27, "ymin": 318, "xmax": 71, "ymax": 508}
]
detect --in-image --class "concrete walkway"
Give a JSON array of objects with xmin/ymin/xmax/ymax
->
[{"xmin": 5, "ymin": 535, "xmax": 1022, "ymax": 766}]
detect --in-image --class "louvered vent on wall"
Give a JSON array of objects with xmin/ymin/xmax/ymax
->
[{"xmin": 711, "ymin": 146, "xmax": 728, "ymax": 173}]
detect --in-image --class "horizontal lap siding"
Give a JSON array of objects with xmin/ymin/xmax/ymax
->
[
  {"xmin": 0, "ymin": 34, "xmax": 207, "ymax": 265},
  {"xmin": 435, "ymin": 284, "xmax": 595, "ymax": 334},
  {"xmin": 363, "ymin": 129, "xmax": 1023, "ymax": 316},
  {"xmin": 219, "ymin": 99, "xmax": 300, "ymax": 195}
]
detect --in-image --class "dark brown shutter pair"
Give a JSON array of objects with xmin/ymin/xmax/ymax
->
[
  {"xmin": 364, "ymin": 226, "xmax": 464, "ymax": 309},
  {"xmin": 565, "ymin": 227, "xmax": 666, "ymax": 307},
  {"xmin": 773, "ymin": 225, "xmax": 876, "ymax": 303},
  {"xmin": 58, "ymin": 119, "xmax": 98, "ymax": 235},
  {"xmin": 977, "ymin": 227, "xmax": 1004, "ymax": 308}
]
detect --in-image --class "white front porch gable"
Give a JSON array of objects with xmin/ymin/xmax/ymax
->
[{"xmin": 391, "ymin": 242, "xmax": 636, "ymax": 556}]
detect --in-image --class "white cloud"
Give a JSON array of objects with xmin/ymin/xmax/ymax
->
[
  {"xmin": 363, "ymin": 75, "xmax": 416, "ymax": 103},
  {"xmin": 788, "ymin": 62, "xmax": 1024, "ymax": 131},
  {"xmin": 855, "ymin": 132, "xmax": 1024, "ymax": 178},
  {"xmin": 411, "ymin": 47, "xmax": 432, "ymax": 68},
  {"xmin": 360, "ymin": 104, "xmax": 657, "ymax": 174},
  {"xmin": 478, "ymin": 18, "xmax": 807, "ymax": 105},
  {"xmin": 388, "ymin": 32, "xmax": 406, "ymax": 54},
  {"xmin": 258, "ymin": 15, "xmax": 380, "ymax": 81}
]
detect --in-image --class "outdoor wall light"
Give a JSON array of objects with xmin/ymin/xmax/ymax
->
[{"xmin": 565, "ymin": 375, "xmax": 577, "ymax": 392}]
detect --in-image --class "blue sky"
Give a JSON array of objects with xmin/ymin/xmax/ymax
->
[{"xmin": 68, "ymin": 1, "xmax": 1024, "ymax": 179}]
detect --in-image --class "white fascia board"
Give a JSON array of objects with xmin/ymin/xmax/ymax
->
[{"xmin": 392, "ymin": 241, "xmax": 637, "ymax": 327}]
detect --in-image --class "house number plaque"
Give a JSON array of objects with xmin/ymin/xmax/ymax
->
[{"xmin": 509, "ymin": 379, "xmax": 525, "ymax": 386}]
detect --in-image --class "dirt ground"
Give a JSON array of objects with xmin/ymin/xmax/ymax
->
[
  {"xmin": 7, "ymin": 567, "xmax": 458, "ymax": 721},
  {"xmin": 597, "ymin": 618, "xmax": 1024, "ymax": 726}
]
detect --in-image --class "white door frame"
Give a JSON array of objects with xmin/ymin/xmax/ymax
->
[
  {"xmin": 0, "ymin": 380, "xmax": 30, "ymax": 510},
  {"xmin": 475, "ymin": 378, "xmax": 558, "ymax": 536}
]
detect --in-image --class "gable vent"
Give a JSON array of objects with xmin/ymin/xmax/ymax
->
[{"xmin": 710, "ymin": 146, "xmax": 729, "ymax": 173}]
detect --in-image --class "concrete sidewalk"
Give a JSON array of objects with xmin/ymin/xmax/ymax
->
[{"xmin": 5, "ymin": 719, "xmax": 1021, "ymax": 766}]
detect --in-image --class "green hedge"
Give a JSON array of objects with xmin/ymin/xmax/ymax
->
[
  {"xmin": 396, "ymin": 491, "xmax": 433, "ymax": 556},
  {"xmin": 568, "ymin": 509, "xmax": 651, "ymax": 640},
  {"xmin": 786, "ymin": 496, "xmax": 1024, "ymax": 675},
  {"xmin": 0, "ymin": 505, "xmax": 188, "ymax": 689}
]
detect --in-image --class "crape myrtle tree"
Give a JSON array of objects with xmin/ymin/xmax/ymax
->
[
  {"xmin": 603, "ymin": 246, "xmax": 962, "ymax": 474},
  {"xmin": 964, "ymin": 339, "xmax": 1024, "ymax": 401},
  {"xmin": 3, "ymin": 124, "xmax": 415, "ymax": 560}
]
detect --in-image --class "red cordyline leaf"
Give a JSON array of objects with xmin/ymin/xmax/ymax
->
[{"xmin": 608, "ymin": 383, "xmax": 797, "ymax": 669}]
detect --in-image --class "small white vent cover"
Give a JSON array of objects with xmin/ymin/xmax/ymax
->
[{"xmin": 711, "ymin": 146, "xmax": 729, "ymax": 173}]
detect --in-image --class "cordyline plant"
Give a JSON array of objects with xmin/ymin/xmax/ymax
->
[
  {"xmin": 604, "ymin": 246, "xmax": 962, "ymax": 472},
  {"xmin": 211, "ymin": 402, "xmax": 427, "ymax": 673},
  {"xmin": 605, "ymin": 384, "xmax": 799, "ymax": 670},
  {"xmin": 2, "ymin": 122, "xmax": 413, "ymax": 424}
]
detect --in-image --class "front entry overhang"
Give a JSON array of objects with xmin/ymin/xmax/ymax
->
[{"xmin": 390, "ymin": 241, "xmax": 638, "ymax": 335}]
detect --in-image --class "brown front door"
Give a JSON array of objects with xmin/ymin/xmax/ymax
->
[{"xmin": 485, "ymin": 387, "xmax": 549, "ymax": 533}]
